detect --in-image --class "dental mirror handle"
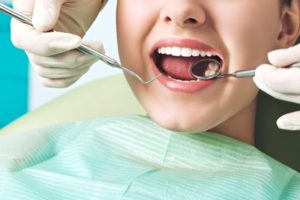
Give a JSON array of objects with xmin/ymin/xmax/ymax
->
[
  {"xmin": 220, "ymin": 62, "xmax": 300, "ymax": 78},
  {"xmin": 231, "ymin": 70, "xmax": 256, "ymax": 78}
]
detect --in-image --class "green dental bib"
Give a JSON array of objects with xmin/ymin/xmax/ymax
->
[{"xmin": 0, "ymin": 115, "xmax": 299, "ymax": 200}]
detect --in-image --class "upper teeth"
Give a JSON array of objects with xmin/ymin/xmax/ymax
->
[{"xmin": 157, "ymin": 47, "xmax": 215, "ymax": 57}]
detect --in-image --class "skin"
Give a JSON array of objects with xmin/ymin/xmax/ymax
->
[{"xmin": 116, "ymin": 0, "xmax": 294, "ymax": 144}]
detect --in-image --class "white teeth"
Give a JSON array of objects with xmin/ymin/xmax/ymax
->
[
  {"xmin": 205, "ymin": 69, "xmax": 216, "ymax": 77},
  {"xmin": 208, "ymin": 62, "xmax": 219, "ymax": 71},
  {"xmin": 165, "ymin": 47, "xmax": 171, "ymax": 55},
  {"xmin": 157, "ymin": 46, "xmax": 216, "ymax": 57},
  {"xmin": 192, "ymin": 49, "xmax": 201, "ymax": 57},
  {"xmin": 200, "ymin": 52, "xmax": 206, "ymax": 57},
  {"xmin": 167, "ymin": 75, "xmax": 200, "ymax": 82},
  {"xmin": 181, "ymin": 48, "xmax": 192, "ymax": 57},
  {"xmin": 171, "ymin": 47, "xmax": 181, "ymax": 56}
]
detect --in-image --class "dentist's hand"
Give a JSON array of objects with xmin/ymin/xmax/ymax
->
[
  {"xmin": 11, "ymin": 0, "xmax": 107, "ymax": 87},
  {"xmin": 254, "ymin": 44, "xmax": 300, "ymax": 131}
]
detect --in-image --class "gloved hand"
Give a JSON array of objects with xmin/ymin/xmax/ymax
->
[
  {"xmin": 11, "ymin": 0, "xmax": 108, "ymax": 87},
  {"xmin": 254, "ymin": 44, "xmax": 300, "ymax": 131}
]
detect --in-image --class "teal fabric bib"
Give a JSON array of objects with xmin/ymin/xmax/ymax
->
[{"xmin": 0, "ymin": 115, "xmax": 299, "ymax": 200}]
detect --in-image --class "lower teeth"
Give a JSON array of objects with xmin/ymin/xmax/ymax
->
[{"xmin": 167, "ymin": 75, "xmax": 200, "ymax": 82}]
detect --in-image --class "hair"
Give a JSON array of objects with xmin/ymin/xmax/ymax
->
[{"xmin": 281, "ymin": 0, "xmax": 291, "ymax": 5}]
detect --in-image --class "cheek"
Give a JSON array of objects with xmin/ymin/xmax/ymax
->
[
  {"xmin": 116, "ymin": 1, "xmax": 160, "ymax": 69},
  {"xmin": 213, "ymin": 3, "xmax": 281, "ymax": 69}
]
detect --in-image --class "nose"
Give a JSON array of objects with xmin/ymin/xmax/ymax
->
[{"xmin": 160, "ymin": 0, "xmax": 206, "ymax": 28}]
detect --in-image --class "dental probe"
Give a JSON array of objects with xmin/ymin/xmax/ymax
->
[{"xmin": 0, "ymin": 3, "xmax": 159, "ymax": 85}]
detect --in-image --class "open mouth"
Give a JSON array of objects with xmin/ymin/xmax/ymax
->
[{"xmin": 153, "ymin": 46, "xmax": 223, "ymax": 81}]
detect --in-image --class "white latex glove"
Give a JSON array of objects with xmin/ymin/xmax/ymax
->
[
  {"xmin": 11, "ymin": 0, "xmax": 108, "ymax": 88},
  {"xmin": 254, "ymin": 44, "xmax": 300, "ymax": 131}
]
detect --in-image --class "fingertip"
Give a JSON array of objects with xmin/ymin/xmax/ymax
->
[
  {"xmin": 10, "ymin": 19, "xmax": 34, "ymax": 49},
  {"xmin": 252, "ymin": 75, "xmax": 261, "ymax": 87},
  {"xmin": 276, "ymin": 117, "xmax": 288, "ymax": 130},
  {"xmin": 254, "ymin": 64, "xmax": 274, "ymax": 80},
  {"xmin": 96, "ymin": 42, "xmax": 106, "ymax": 54},
  {"xmin": 82, "ymin": 40, "xmax": 106, "ymax": 54},
  {"xmin": 276, "ymin": 117, "xmax": 296, "ymax": 131},
  {"xmin": 32, "ymin": 11, "xmax": 54, "ymax": 32},
  {"xmin": 277, "ymin": 113, "xmax": 300, "ymax": 131},
  {"xmin": 268, "ymin": 49, "xmax": 288, "ymax": 67},
  {"xmin": 268, "ymin": 44, "xmax": 300, "ymax": 67},
  {"xmin": 253, "ymin": 74, "xmax": 267, "ymax": 92},
  {"xmin": 47, "ymin": 33, "xmax": 82, "ymax": 55},
  {"xmin": 33, "ymin": 23, "xmax": 54, "ymax": 33},
  {"xmin": 32, "ymin": 0, "xmax": 62, "ymax": 32},
  {"xmin": 256, "ymin": 63, "xmax": 272, "ymax": 71}
]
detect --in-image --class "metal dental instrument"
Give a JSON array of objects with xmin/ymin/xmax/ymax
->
[
  {"xmin": 190, "ymin": 58, "xmax": 300, "ymax": 80},
  {"xmin": 0, "ymin": 3, "xmax": 159, "ymax": 85},
  {"xmin": 190, "ymin": 59, "xmax": 222, "ymax": 80}
]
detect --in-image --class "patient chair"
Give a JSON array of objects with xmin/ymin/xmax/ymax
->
[{"xmin": 0, "ymin": 74, "xmax": 299, "ymax": 171}]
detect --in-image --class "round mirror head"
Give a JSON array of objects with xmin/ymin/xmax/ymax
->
[{"xmin": 190, "ymin": 59, "xmax": 222, "ymax": 80}]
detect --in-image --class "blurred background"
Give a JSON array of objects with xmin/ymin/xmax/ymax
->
[{"xmin": 0, "ymin": 0, "xmax": 119, "ymax": 127}]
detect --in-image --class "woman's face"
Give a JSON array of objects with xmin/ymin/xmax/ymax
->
[{"xmin": 116, "ymin": 0, "xmax": 283, "ymax": 134}]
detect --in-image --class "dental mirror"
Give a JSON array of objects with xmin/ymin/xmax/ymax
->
[
  {"xmin": 190, "ymin": 58, "xmax": 300, "ymax": 80},
  {"xmin": 190, "ymin": 58, "xmax": 256, "ymax": 80},
  {"xmin": 190, "ymin": 59, "xmax": 222, "ymax": 80}
]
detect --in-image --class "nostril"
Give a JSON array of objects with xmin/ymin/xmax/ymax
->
[
  {"xmin": 164, "ymin": 16, "xmax": 199, "ymax": 25},
  {"xmin": 185, "ymin": 18, "xmax": 198, "ymax": 24},
  {"xmin": 164, "ymin": 16, "xmax": 172, "ymax": 22}
]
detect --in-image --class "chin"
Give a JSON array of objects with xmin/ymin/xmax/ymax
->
[{"xmin": 148, "ymin": 111, "xmax": 212, "ymax": 133}]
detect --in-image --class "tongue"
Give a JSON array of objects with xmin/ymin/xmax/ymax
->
[{"xmin": 161, "ymin": 55, "xmax": 198, "ymax": 80}]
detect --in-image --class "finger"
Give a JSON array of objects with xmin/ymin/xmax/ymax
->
[
  {"xmin": 38, "ymin": 68, "xmax": 90, "ymax": 88},
  {"xmin": 11, "ymin": 19, "xmax": 81, "ymax": 56},
  {"xmin": 32, "ymin": 62, "xmax": 94, "ymax": 79},
  {"xmin": 253, "ymin": 74, "xmax": 300, "ymax": 104},
  {"xmin": 43, "ymin": 39, "xmax": 105, "ymax": 68},
  {"xmin": 82, "ymin": 40, "xmax": 106, "ymax": 55},
  {"xmin": 27, "ymin": 40, "xmax": 104, "ymax": 69},
  {"xmin": 268, "ymin": 44, "xmax": 300, "ymax": 67},
  {"xmin": 277, "ymin": 111, "xmax": 300, "ymax": 131},
  {"xmin": 255, "ymin": 64, "xmax": 300, "ymax": 94},
  {"xmin": 13, "ymin": 0, "xmax": 34, "ymax": 15},
  {"xmin": 27, "ymin": 50, "xmax": 97, "ymax": 69},
  {"xmin": 32, "ymin": 0, "xmax": 64, "ymax": 32}
]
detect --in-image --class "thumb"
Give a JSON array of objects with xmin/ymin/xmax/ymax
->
[
  {"xmin": 32, "ymin": 0, "xmax": 64, "ymax": 32},
  {"xmin": 268, "ymin": 44, "xmax": 300, "ymax": 67},
  {"xmin": 82, "ymin": 40, "xmax": 106, "ymax": 55},
  {"xmin": 277, "ymin": 111, "xmax": 300, "ymax": 131}
]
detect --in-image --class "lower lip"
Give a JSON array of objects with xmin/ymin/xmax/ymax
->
[{"xmin": 151, "ymin": 60, "xmax": 216, "ymax": 93}]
